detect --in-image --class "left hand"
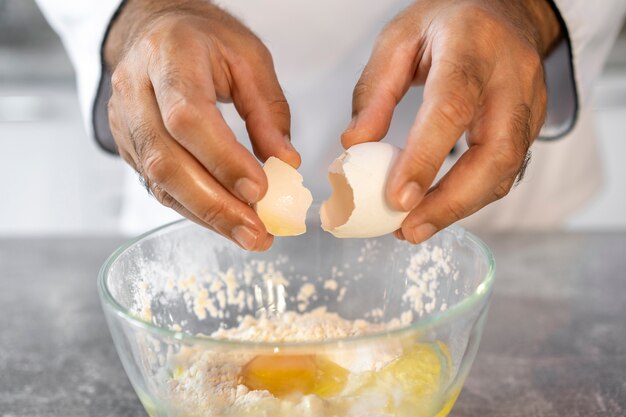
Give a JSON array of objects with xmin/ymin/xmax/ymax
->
[{"xmin": 341, "ymin": 0, "xmax": 561, "ymax": 243}]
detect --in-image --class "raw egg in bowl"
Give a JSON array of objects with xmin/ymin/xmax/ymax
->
[{"xmin": 98, "ymin": 210, "xmax": 495, "ymax": 417}]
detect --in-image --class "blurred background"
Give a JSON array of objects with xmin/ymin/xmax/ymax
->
[{"xmin": 1, "ymin": 0, "xmax": 625, "ymax": 236}]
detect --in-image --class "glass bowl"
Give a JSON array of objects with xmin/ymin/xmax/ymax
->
[{"xmin": 98, "ymin": 212, "xmax": 495, "ymax": 417}]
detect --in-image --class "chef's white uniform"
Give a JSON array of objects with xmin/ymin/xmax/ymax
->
[{"xmin": 35, "ymin": 0, "xmax": 626, "ymax": 235}]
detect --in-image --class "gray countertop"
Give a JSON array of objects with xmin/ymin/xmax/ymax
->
[{"xmin": 1, "ymin": 233, "xmax": 625, "ymax": 416}]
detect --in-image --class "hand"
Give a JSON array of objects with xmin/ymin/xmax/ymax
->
[
  {"xmin": 105, "ymin": 0, "xmax": 300, "ymax": 251},
  {"xmin": 342, "ymin": 0, "xmax": 561, "ymax": 243}
]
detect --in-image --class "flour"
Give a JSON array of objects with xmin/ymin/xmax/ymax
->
[
  {"xmin": 401, "ymin": 242, "xmax": 454, "ymax": 316},
  {"xmin": 323, "ymin": 279, "xmax": 339, "ymax": 291},
  {"xmin": 163, "ymin": 308, "xmax": 405, "ymax": 417},
  {"xmin": 296, "ymin": 283, "xmax": 317, "ymax": 311},
  {"xmin": 129, "ymin": 238, "xmax": 458, "ymax": 417}
]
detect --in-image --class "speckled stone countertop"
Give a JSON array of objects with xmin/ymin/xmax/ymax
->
[{"xmin": 1, "ymin": 233, "xmax": 625, "ymax": 416}]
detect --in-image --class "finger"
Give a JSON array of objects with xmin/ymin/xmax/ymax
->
[
  {"xmin": 117, "ymin": 80, "xmax": 272, "ymax": 251},
  {"xmin": 228, "ymin": 42, "xmax": 301, "ymax": 168},
  {"xmin": 111, "ymin": 92, "xmax": 214, "ymax": 230},
  {"xmin": 394, "ymin": 229, "xmax": 406, "ymax": 241},
  {"xmin": 150, "ymin": 183, "xmax": 217, "ymax": 230},
  {"xmin": 341, "ymin": 20, "xmax": 419, "ymax": 148},
  {"xmin": 108, "ymin": 93, "xmax": 139, "ymax": 169},
  {"xmin": 386, "ymin": 42, "xmax": 493, "ymax": 212},
  {"xmin": 146, "ymin": 36, "xmax": 269, "ymax": 204},
  {"xmin": 400, "ymin": 93, "xmax": 534, "ymax": 244},
  {"xmin": 151, "ymin": 183, "xmax": 274, "ymax": 252}
]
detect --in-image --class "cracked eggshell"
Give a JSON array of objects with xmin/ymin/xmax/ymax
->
[
  {"xmin": 255, "ymin": 157, "xmax": 313, "ymax": 236},
  {"xmin": 320, "ymin": 142, "xmax": 409, "ymax": 238}
]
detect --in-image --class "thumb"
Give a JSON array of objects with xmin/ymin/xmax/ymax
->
[
  {"xmin": 230, "ymin": 46, "xmax": 301, "ymax": 168},
  {"xmin": 341, "ymin": 30, "xmax": 418, "ymax": 149}
]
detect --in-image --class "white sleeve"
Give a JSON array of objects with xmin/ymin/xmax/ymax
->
[
  {"xmin": 34, "ymin": 0, "xmax": 123, "ymax": 152},
  {"xmin": 541, "ymin": 0, "xmax": 626, "ymax": 139}
]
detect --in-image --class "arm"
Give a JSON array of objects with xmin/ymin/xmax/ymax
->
[
  {"xmin": 102, "ymin": 0, "xmax": 301, "ymax": 251},
  {"xmin": 37, "ymin": 0, "xmax": 301, "ymax": 251},
  {"xmin": 343, "ymin": 0, "xmax": 626, "ymax": 243}
]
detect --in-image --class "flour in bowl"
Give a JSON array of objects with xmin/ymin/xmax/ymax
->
[{"xmin": 156, "ymin": 308, "xmax": 434, "ymax": 417}]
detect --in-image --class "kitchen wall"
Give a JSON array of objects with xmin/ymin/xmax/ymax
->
[{"xmin": 0, "ymin": 1, "xmax": 624, "ymax": 235}]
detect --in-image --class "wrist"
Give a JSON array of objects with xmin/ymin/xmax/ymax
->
[
  {"xmin": 520, "ymin": 0, "xmax": 563, "ymax": 56},
  {"xmin": 104, "ymin": 0, "xmax": 216, "ymax": 70}
]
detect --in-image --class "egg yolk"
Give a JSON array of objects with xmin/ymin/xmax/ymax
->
[
  {"xmin": 241, "ymin": 354, "xmax": 349, "ymax": 398},
  {"xmin": 354, "ymin": 342, "xmax": 453, "ymax": 416}
]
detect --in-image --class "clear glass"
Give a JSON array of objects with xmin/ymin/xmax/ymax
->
[{"xmin": 98, "ymin": 212, "xmax": 495, "ymax": 417}]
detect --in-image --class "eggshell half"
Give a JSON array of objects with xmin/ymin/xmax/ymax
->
[
  {"xmin": 256, "ymin": 157, "xmax": 313, "ymax": 236},
  {"xmin": 320, "ymin": 142, "xmax": 409, "ymax": 238}
]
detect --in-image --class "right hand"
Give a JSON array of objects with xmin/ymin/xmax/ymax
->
[{"xmin": 105, "ymin": 0, "xmax": 300, "ymax": 251}]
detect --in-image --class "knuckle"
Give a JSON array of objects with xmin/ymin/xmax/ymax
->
[
  {"xmin": 442, "ymin": 57, "xmax": 488, "ymax": 94},
  {"xmin": 351, "ymin": 75, "xmax": 403, "ymax": 113},
  {"xmin": 378, "ymin": 24, "xmax": 408, "ymax": 49},
  {"xmin": 143, "ymin": 151, "xmax": 168, "ymax": 183},
  {"xmin": 516, "ymin": 47, "xmax": 543, "ymax": 83},
  {"xmin": 143, "ymin": 150, "xmax": 178, "ymax": 185},
  {"xmin": 492, "ymin": 181, "xmax": 512, "ymax": 201},
  {"xmin": 209, "ymin": 151, "xmax": 236, "ymax": 181},
  {"xmin": 266, "ymin": 98, "xmax": 290, "ymax": 119},
  {"xmin": 477, "ymin": 10, "xmax": 506, "ymax": 39},
  {"xmin": 239, "ymin": 37, "xmax": 273, "ymax": 68},
  {"xmin": 163, "ymin": 99, "xmax": 198, "ymax": 137},
  {"xmin": 434, "ymin": 91, "xmax": 475, "ymax": 129},
  {"xmin": 151, "ymin": 184, "xmax": 176, "ymax": 209},
  {"xmin": 442, "ymin": 198, "xmax": 468, "ymax": 223},
  {"xmin": 452, "ymin": 5, "xmax": 505, "ymax": 43},
  {"xmin": 491, "ymin": 142, "xmax": 523, "ymax": 177},
  {"xmin": 352, "ymin": 79, "xmax": 373, "ymax": 106},
  {"xmin": 139, "ymin": 30, "xmax": 164, "ymax": 56},
  {"xmin": 520, "ymin": 46, "xmax": 542, "ymax": 72},
  {"xmin": 199, "ymin": 199, "xmax": 228, "ymax": 227},
  {"xmin": 404, "ymin": 150, "xmax": 441, "ymax": 183},
  {"xmin": 381, "ymin": 6, "xmax": 421, "ymax": 42},
  {"xmin": 253, "ymin": 42, "xmax": 274, "ymax": 66},
  {"xmin": 111, "ymin": 67, "xmax": 131, "ymax": 97}
]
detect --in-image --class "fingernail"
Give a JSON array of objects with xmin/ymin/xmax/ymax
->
[
  {"xmin": 410, "ymin": 223, "xmax": 437, "ymax": 244},
  {"xmin": 398, "ymin": 182, "xmax": 422, "ymax": 211},
  {"xmin": 232, "ymin": 225, "xmax": 259, "ymax": 250},
  {"xmin": 259, "ymin": 234, "xmax": 273, "ymax": 251},
  {"xmin": 235, "ymin": 178, "xmax": 261, "ymax": 203}
]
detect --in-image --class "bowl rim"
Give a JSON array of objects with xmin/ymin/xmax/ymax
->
[{"xmin": 98, "ymin": 219, "xmax": 495, "ymax": 350}]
